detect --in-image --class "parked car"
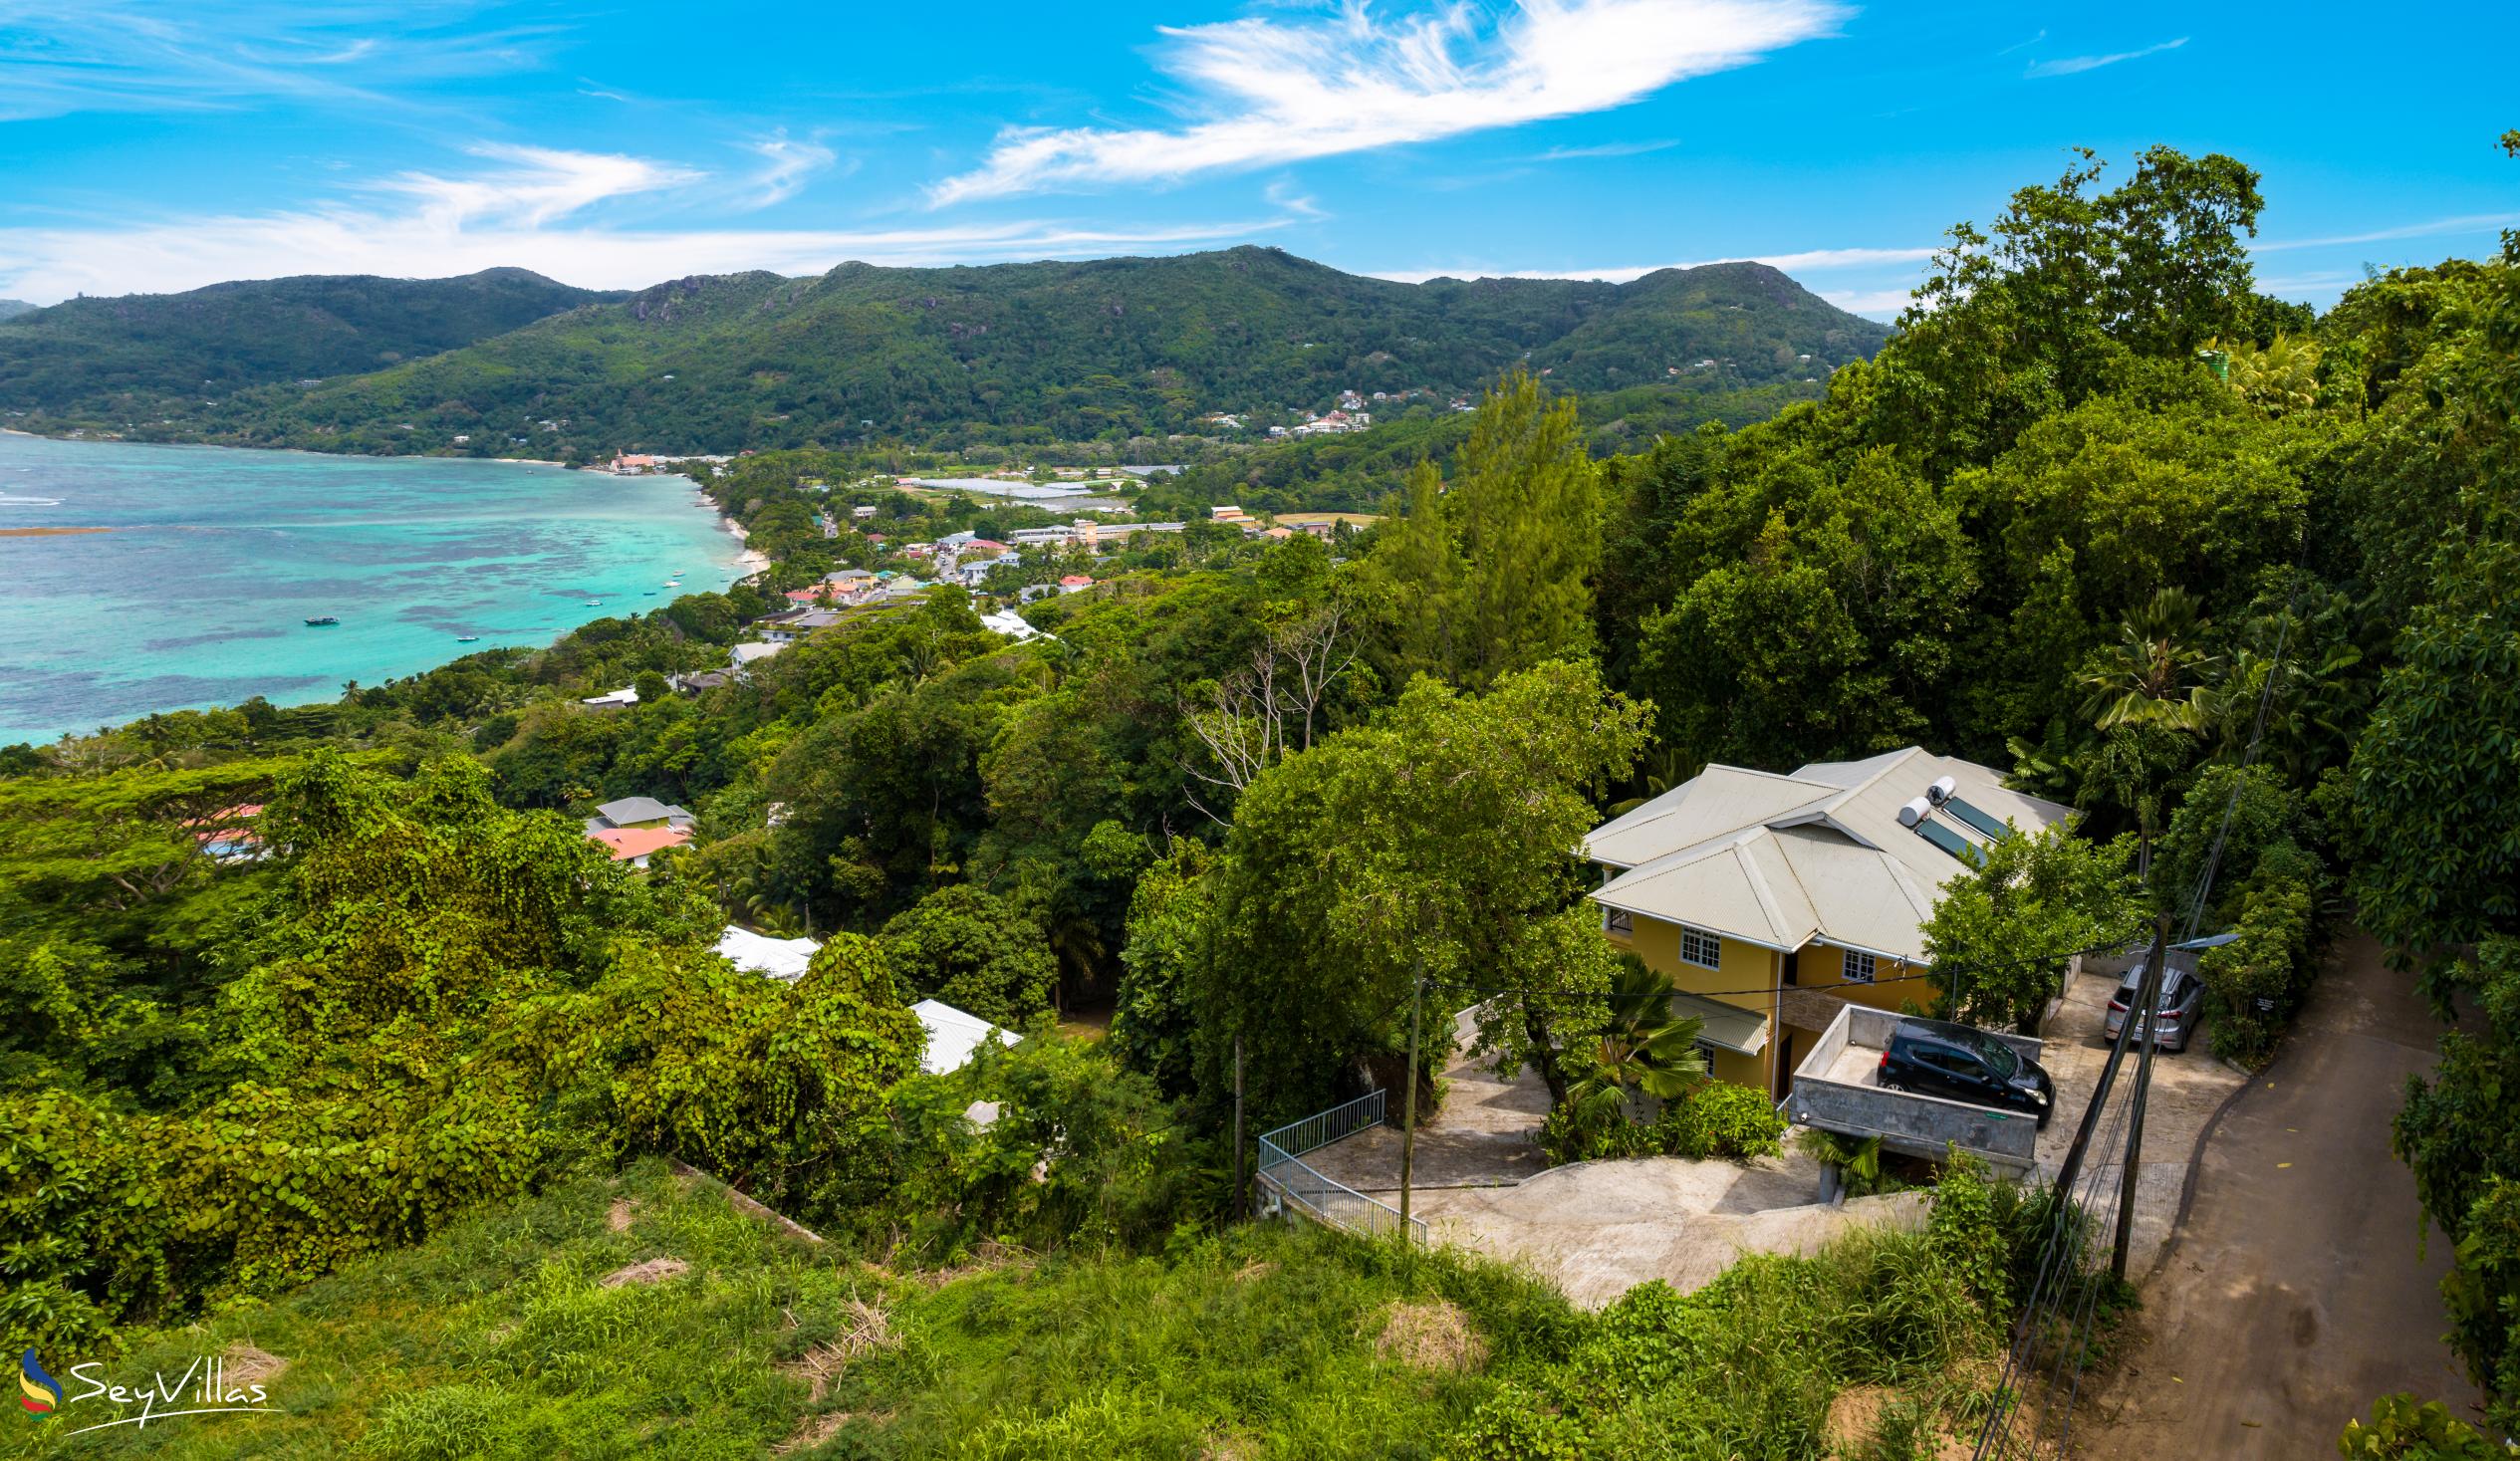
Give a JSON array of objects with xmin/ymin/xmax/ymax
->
[
  {"xmin": 2105, "ymin": 961, "xmax": 2204, "ymax": 1053},
  {"xmin": 1879, "ymin": 1018, "xmax": 2056, "ymax": 1127}
]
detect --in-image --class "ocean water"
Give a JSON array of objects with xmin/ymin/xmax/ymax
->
[{"xmin": 0, "ymin": 433, "xmax": 747, "ymax": 744}]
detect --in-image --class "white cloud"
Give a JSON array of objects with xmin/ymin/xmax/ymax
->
[
  {"xmin": 1366, "ymin": 244, "xmax": 1935, "ymax": 285},
  {"xmin": 2024, "ymin": 36, "xmax": 2186, "ymax": 79},
  {"xmin": 0, "ymin": 1, "xmax": 543, "ymax": 121},
  {"xmin": 0, "ymin": 146, "xmax": 1307, "ymax": 301},
  {"xmin": 366, "ymin": 144, "xmax": 700, "ymax": 231},
  {"xmin": 1817, "ymin": 286, "xmax": 1912, "ymax": 318},
  {"xmin": 928, "ymin": 0, "xmax": 1844, "ymax": 205},
  {"xmin": 742, "ymin": 131, "xmax": 841, "ymax": 208},
  {"xmin": 1265, "ymin": 179, "xmax": 1330, "ymax": 220},
  {"xmin": 1527, "ymin": 137, "xmax": 1682, "ymax": 160},
  {"xmin": 2250, "ymin": 212, "xmax": 2520, "ymax": 253}
]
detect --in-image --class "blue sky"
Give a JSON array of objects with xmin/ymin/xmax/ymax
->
[{"xmin": 3, "ymin": 1, "xmax": 2514, "ymax": 317}]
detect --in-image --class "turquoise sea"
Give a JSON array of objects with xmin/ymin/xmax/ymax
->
[{"xmin": 0, "ymin": 433, "xmax": 746, "ymax": 744}]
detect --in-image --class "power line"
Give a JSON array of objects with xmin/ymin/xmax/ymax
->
[{"xmin": 1978, "ymin": 574, "xmax": 2308, "ymax": 1459}]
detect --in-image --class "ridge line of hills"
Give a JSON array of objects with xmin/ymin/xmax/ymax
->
[{"xmin": 0, "ymin": 247, "xmax": 1891, "ymax": 459}]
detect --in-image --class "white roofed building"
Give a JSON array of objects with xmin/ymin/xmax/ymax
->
[
  {"xmin": 715, "ymin": 925, "xmax": 820, "ymax": 981},
  {"xmin": 1582, "ymin": 747, "xmax": 2072, "ymax": 1098},
  {"xmin": 911, "ymin": 998, "xmax": 1017, "ymax": 1075}
]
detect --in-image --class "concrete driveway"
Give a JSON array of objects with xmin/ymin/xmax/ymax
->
[
  {"xmin": 2072, "ymin": 932, "xmax": 2478, "ymax": 1457},
  {"xmin": 2033, "ymin": 965, "xmax": 2247, "ymax": 1278},
  {"xmin": 1298, "ymin": 1048, "xmax": 1920, "ymax": 1310}
]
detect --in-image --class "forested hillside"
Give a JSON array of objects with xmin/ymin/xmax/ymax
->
[
  {"xmin": 6, "ymin": 140, "xmax": 2518, "ymax": 1455},
  {"xmin": 0, "ymin": 299, "xmax": 33, "ymax": 322},
  {"xmin": 0, "ymin": 268, "xmax": 621, "ymax": 420},
  {"xmin": 21, "ymin": 248, "xmax": 1888, "ymax": 458}
]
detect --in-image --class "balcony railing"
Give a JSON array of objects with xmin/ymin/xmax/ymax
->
[{"xmin": 1254, "ymin": 1090, "xmax": 1427, "ymax": 1247}]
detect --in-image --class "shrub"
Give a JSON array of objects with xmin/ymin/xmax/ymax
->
[
  {"xmin": 1452, "ymin": 1383, "xmax": 1590, "ymax": 1461},
  {"xmin": 1653, "ymin": 1081, "xmax": 1788, "ymax": 1160},
  {"xmin": 2337, "ymin": 1393, "xmax": 2499, "ymax": 1458},
  {"xmin": 1539, "ymin": 1081, "xmax": 1788, "ymax": 1166},
  {"xmin": 1926, "ymin": 1149, "xmax": 2012, "ymax": 1312},
  {"xmin": 2198, "ymin": 870, "xmax": 2318, "ymax": 1067}
]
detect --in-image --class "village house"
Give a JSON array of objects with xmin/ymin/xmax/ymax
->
[
  {"xmin": 729, "ymin": 640, "xmax": 788, "ymax": 679},
  {"xmin": 587, "ymin": 796, "xmax": 694, "ymax": 833},
  {"xmin": 583, "ymin": 795, "xmax": 695, "ymax": 867},
  {"xmin": 753, "ymin": 608, "xmax": 845, "ymax": 643},
  {"xmin": 589, "ymin": 825, "xmax": 689, "ymax": 867},
  {"xmin": 1581, "ymin": 748, "xmax": 2071, "ymax": 1099}
]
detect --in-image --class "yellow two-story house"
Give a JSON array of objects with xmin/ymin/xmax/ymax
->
[{"xmin": 1582, "ymin": 747, "xmax": 2071, "ymax": 1099}]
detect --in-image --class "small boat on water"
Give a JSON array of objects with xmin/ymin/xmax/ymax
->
[
  {"xmin": 304, "ymin": 615, "xmax": 340, "ymax": 626},
  {"xmin": 585, "ymin": 600, "xmax": 603, "ymax": 607},
  {"xmin": 455, "ymin": 634, "xmax": 480, "ymax": 643}
]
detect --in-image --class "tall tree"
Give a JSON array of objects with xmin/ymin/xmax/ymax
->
[
  {"xmin": 1193, "ymin": 660, "xmax": 1649, "ymax": 1121},
  {"xmin": 1371, "ymin": 369, "xmax": 1601, "ymax": 689}
]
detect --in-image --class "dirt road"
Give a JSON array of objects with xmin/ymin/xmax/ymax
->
[{"xmin": 2075, "ymin": 933, "xmax": 2479, "ymax": 1455}]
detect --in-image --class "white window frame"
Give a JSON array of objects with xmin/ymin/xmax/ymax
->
[
  {"xmin": 1677, "ymin": 924, "xmax": 1722, "ymax": 970},
  {"xmin": 1841, "ymin": 948, "xmax": 1878, "ymax": 985}
]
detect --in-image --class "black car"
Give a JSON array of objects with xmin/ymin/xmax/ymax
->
[
  {"xmin": 2104, "ymin": 961, "xmax": 2204, "ymax": 1053},
  {"xmin": 1879, "ymin": 1018, "xmax": 2056, "ymax": 1127}
]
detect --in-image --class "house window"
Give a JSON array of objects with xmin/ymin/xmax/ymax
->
[
  {"xmin": 1694, "ymin": 1037, "xmax": 1724, "ymax": 1069},
  {"xmin": 1841, "ymin": 948, "xmax": 1877, "ymax": 985},
  {"xmin": 1678, "ymin": 924, "xmax": 1722, "ymax": 970},
  {"xmin": 1603, "ymin": 905, "xmax": 1634, "ymax": 937}
]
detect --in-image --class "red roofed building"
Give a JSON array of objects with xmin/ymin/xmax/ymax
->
[
  {"xmin": 189, "ymin": 803, "xmax": 267, "ymax": 861},
  {"xmin": 590, "ymin": 825, "xmax": 692, "ymax": 868},
  {"xmin": 1058, "ymin": 574, "xmax": 1095, "ymax": 593}
]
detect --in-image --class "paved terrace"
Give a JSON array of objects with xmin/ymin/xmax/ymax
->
[
  {"xmin": 1294, "ymin": 968, "xmax": 2244, "ymax": 1308},
  {"xmin": 1299, "ymin": 1047, "xmax": 1922, "ymax": 1311}
]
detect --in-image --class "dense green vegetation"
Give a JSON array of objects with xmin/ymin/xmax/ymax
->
[
  {"xmin": 15, "ymin": 249, "xmax": 1886, "ymax": 459},
  {"xmin": 0, "ymin": 268, "xmax": 617, "ymax": 423},
  {"xmin": 4, "ymin": 136, "xmax": 2519, "ymax": 1453},
  {"xmin": 0, "ymin": 1151, "xmax": 2050, "ymax": 1460}
]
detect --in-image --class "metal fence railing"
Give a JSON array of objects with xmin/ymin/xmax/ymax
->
[{"xmin": 1254, "ymin": 1090, "xmax": 1428, "ymax": 1247}]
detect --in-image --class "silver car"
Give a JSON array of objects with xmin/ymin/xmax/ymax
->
[{"xmin": 2104, "ymin": 962, "xmax": 2203, "ymax": 1052}]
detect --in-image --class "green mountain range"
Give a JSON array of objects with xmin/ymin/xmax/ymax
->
[
  {"xmin": 0, "ymin": 268, "xmax": 621, "ymax": 420},
  {"xmin": 3, "ymin": 249, "xmax": 1889, "ymax": 457},
  {"xmin": 0, "ymin": 300, "xmax": 34, "ymax": 322}
]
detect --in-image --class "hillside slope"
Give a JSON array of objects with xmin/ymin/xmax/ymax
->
[
  {"xmin": 44, "ymin": 248, "xmax": 1889, "ymax": 456},
  {"xmin": 0, "ymin": 268, "xmax": 624, "ymax": 418},
  {"xmin": 0, "ymin": 299, "xmax": 33, "ymax": 322}
]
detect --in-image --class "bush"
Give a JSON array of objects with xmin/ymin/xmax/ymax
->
[
  {"xmin": 1653, "ymin": 1081, "xmax": 1788, "ymax": 1160},
  {"xmin": 2198, "ymin": 869, "xmax": 2318, "ymax": 1067},
  {"xmin": 1538, "ymin": 1081, "xmax": 1787, "ymax": 1166},
  {"xmin": 2338, "ymin": 1393, "xmax": 2499, "ymax": 1458}
]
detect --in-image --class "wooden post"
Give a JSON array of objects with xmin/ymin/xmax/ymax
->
[
  {"xmin": 1398, "ymin": 966, "xmax": 1423, "ymax": 1240},
  {"xmin": 2113, "ymin": 913, "xmax": 2174, "ymax": 1279}
]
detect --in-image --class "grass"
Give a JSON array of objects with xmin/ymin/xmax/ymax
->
[
  {"xmin": 4, "ymin": 1159, "xmax": 2027, "ymax": 1459},
  {"xmin": 1, "ymin": 1162, "xmax": 1558, "ymax": 1460}
]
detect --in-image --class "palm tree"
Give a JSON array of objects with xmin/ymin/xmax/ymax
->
[
  {"xmin": 2080, "ymin": 588, "xmax": 2222, "ymax": 732},
  {"xmin": 1564, "ymin": 957, "xmax": 1710, "ymax": 1129}
]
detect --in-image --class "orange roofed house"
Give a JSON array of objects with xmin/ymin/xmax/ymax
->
[{"xmin": 1581, "ymin": 747, "xmax": 2071, "ymax": 1099}]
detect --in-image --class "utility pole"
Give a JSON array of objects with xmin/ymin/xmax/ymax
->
[
  {"xmin": 1397, "ymin": 964, "xmax": 1424, "ymax": 1240},
  {"xmin": 2052, "ymin": 916, "xmax": 2170, "ymax": 1205},
  {"xmin": 2114, "ymin": 911, "xmax": 2175, "ymax": 1279},
  {"xmin": 1231, "ymin": 1033, "xmax": 1245, "ymax": 1220}
]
